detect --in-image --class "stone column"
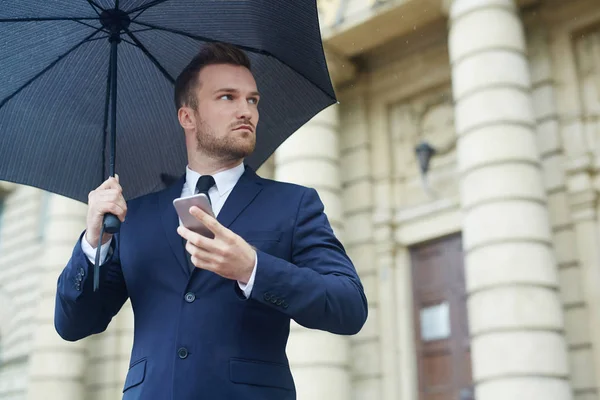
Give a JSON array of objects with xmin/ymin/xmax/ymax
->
[
  {"xmin": 275, "ymin": 104, "xmax": 351, "ymax": 400},
  {"xmin": 27, "ymin": 194, "xmax": 88, "ymax": 400},
  {"xmin": 256, "ymin": 155, "xmax": 276, "ymax": 180},
  {"xmin": 448, "ymin": 1, "xmax": 572, "ymax": 399}
]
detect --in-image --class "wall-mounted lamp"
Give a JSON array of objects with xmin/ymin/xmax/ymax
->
[
  {"xmin": 415, "ymin": 141, "xmax": 436, "ymax": 177},
  {"xmin": 414, "ymin": 141, "xmax": 437, "ymax": 198},
  {"xmin": 414, "ymin": 138, "xmax": 457, "ymax": 198}
]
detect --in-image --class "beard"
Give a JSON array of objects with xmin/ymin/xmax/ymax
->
[{"xmin": 195, "ymin": 117, "xmax": 255, "ymax": 161}]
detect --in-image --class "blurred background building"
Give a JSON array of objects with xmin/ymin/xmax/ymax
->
[{"xmin": 1, "ymin": 0, "xmax": 600, "ymax": 399}]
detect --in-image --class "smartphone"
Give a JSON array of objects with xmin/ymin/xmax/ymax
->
[{"xmin": 172, "ymin": 193, "xmax": 215, "ymax": 238}]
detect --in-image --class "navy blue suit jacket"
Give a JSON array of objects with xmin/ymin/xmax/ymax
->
[{"xmin": 54, "ymin": 166, "xmax": 368, "ymax": 400}]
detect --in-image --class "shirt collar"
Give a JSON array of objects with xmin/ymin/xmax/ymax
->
[{"xmin": 185, "ymin": 162, "xmax": 245, "ymax": 197}]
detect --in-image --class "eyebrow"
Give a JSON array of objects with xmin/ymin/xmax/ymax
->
[{"xmin": 214, "ymin": 88, "xmax": 260, "ymax": 97}]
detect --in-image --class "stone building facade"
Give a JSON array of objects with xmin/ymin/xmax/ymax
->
[{"xmin": 1, "ymin": 0, "xmax": 600, "ymax": 399}]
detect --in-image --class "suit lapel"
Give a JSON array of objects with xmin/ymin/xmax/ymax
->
[
  {"xmin": 217, "ymin": 165, "xmax": 263, "ymax": 229},
  {"xmin": 158, "ymin": 174, "xmax": 189, "ymax": 276}
]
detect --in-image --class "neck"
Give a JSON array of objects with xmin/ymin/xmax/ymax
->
[{"xmin": 188, "ymin": 151, "xmax": 243, "ymax": 175}]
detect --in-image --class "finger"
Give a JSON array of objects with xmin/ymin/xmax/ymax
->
[
  {"xmin": 98, "ymin": 176, "xmax": 121, "ymax": 191},
  {"xmin": 102, "ymin": 191, "xmax": 127, "ymax": 211},
  {"xmin": 189, "ymin": 206, "xmax": 227, "ymax": 237},
  {"xmin": 96, "ymin": 201, "xmax": 127, "ymax": 221},
  {"xmin": 177, "ymin": 226, "xmax": 217, "ymax": 251},
  {"xmin": 95, "ymin": 189, "xmax": 123, "ymax": 201},
  {"xmin": 186, "ymin": 242, "xmax": 224, "ymax": 274},
  {"xmin": 93, "ymin": 191, "xmax": 126, "ymax": 211},
  {"xmin": 186, "ymin": 242, "xmax": 216, "ymax": 266}
]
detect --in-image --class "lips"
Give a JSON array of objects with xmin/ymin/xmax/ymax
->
[{"xmin": 234, "ymin": 125, "xmax": 253, "ymax": 132}]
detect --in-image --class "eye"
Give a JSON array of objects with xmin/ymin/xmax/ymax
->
[
  {"xmin": 220, "ymin": 94, "xmax": 233, "ymax": 100},
  {"xmin": 248, "ymin": 97, "xmax": 259, "ymax": 105}
]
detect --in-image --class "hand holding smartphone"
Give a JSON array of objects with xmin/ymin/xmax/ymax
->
[{"xmin": 172, "ymin": 193, "xmax": 215, "ymax": 238}]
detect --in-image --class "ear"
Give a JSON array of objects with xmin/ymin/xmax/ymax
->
[{"xmin": 178, "ymin": 106, "xmax": 196, "ymax": 130}]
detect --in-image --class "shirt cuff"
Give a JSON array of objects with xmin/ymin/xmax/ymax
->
[
  {"xmin": 237, "ymin": 250, "xmax": 257, "ymax": 298},
  {"xmin": 81, "ymin": 234, "xmax": 112, "ymax": 265}
]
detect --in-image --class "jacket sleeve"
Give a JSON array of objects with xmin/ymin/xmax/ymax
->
[
  {"xmin": 249, "ymin": 188, "xmax": 368, "ymax": 335},
  {"xmin": 54, "ymin": 231, "xmax": 128, "ymax": 341}
]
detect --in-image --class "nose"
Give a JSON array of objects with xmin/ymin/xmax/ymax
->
[{"xmin": 236, "ymin": 100, "xmax": 252, "ymax": 121}]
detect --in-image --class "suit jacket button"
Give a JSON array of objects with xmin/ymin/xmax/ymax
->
[
  {"xmin": 263, "ymin": 293, "xmax": 271, "ymax": 301},
  {"xmin": 282, "ymin": 301, "xmax": 288, "ymax": 309},
  {"xmin": 184, "ymin": 292, "xmax": 195, "ymax": 303},
  {"xmin": 177, "ymin": 347, "xmax": 188, "ymax": 359}
]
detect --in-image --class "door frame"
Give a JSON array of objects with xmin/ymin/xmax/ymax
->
[{"xmin": 392, "ymin": 199, "xmax": 464, "ymax": 400}]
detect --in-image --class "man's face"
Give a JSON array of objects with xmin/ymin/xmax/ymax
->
[{"xmin": 192, "ymin": 64, "xmax": 260, "ymax": 161}]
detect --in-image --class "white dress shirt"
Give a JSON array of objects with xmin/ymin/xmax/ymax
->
[{"xmin": 81, "ymin": 162, "xmax": 257, "ymax": 297}]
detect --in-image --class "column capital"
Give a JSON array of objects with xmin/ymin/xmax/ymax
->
[{"xmin": 449, "ymin": 0, "xmax": 517, "ymax": 21}]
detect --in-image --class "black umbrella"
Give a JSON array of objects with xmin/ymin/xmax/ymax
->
[
  {"xmin": 0, "ymin": 0, "xmax": 336, "ymax": 222},
  {"xmin": 1, "ymin": 0, "xmax": 336, "ymax": 291}
]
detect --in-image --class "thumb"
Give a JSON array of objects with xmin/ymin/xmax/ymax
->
[{"xmin": 115, "ymin": 174, "xmax": 119, "ymax": 183}]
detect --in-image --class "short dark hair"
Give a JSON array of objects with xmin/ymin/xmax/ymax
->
[{"xmin": 174, "ymin": 42, "xmax": 252, "ymax": 111}]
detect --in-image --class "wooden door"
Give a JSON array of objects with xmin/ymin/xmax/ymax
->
[{"xmin": 410, "ymin": 233, "xmax": 474, "ymax": 400}]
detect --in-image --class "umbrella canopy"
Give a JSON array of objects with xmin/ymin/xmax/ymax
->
[{"xmin": 0, "ymin": 0, "xmax": 336, "ymax": 204}]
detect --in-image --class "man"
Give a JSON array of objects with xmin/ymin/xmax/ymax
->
[{"xmin": 54, "ymin": 42, "xmax": 368, "ymax": 400}]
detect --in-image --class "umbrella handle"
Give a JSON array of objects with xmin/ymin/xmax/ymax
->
[
  {"xmin": 93, "ymin": 213, "xmax": 120, "ymax": 292},
  {"xmin": 103, "ymin": 213, "xmax": 121, "ymax": 234}
]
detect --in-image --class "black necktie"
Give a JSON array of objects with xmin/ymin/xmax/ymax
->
[
  {"xmin": 185, "ymin": 175, "xmax": 215, "ymax": 273},
  {"xmin": 195, "ymin": 175, "xmax": 215, "ymax": 203}
]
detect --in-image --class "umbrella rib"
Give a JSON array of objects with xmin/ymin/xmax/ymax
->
[
  {"xmin": 72, "ymin": 19, "xmax": 107, "ymax": 34},
  {"xmin": 124, "ymin": 28, "xmax": 175, "ymax": 84},
  {"xmin": 128, "ymin": 27, "xmax": 154, "ymax": 34},
  {"xmin": 0, "ymin": 29, "xmax": 102, "ymax": 109},
  {"xmin": 0, "ymin": 17, "xmax": 99, "ymax": 22},
  {"xmin": 127, "ymin": 0, "xmax": 169, "ymax": 16},
  {"xmin": 130, "ymin": 21, "xmax": 266, "ymax": 56},
  {"xmin": 86, "ymin": 35, "xmax": 136, "ymax": 47},
  {"xmin": 86, "ymin": 0, "xmax": 105, "ymax": 16},
  {"xmin": 130, "ymin": 21, "xmax": 337, "ymax": 101}
]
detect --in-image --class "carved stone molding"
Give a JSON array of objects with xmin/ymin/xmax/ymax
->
[
  {"xmin": 324, "ymin": 45, "xmax": 358, "ymax": 87},
  {"xmin": 566, "ymin": 154, "xmax": 599, "ymax": 221}
]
